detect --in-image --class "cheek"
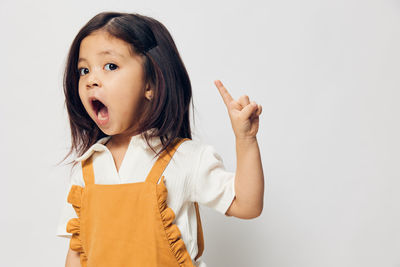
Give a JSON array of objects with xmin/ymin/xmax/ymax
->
[
  {"xmin": 78, "ymin": 87, "xmax": 88, "ymax": 110},
  {"xmin": 113, "ymin": 83, "xmax": 144, "ymax": 106},
  {"xmin": 114, "ymin": 92, "xmax": 143, "ymax": 117},
  {"xmin": 78, "ymin": 88, "xmax": 84, "ymax": 103}
]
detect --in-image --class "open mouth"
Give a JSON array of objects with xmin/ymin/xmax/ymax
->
[
  {"xmin": 91, "ymin": 99, "xmax": 105, "ymax": 114},
  {"xmin": 90, "ymin": 98, "xmax": 109, "ymax": 123}
]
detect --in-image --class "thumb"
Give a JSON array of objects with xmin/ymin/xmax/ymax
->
[{"xmin": 241, "ymin": 102, "xmax": 258, "ymax": 119}]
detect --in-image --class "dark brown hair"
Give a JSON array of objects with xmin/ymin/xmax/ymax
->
[{"xmin": 59, "ymin": 11, "xmax": 195, "ymax": 168}]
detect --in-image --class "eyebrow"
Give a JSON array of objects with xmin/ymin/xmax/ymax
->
[{"xmin": 78, "ymin": 50, "xmax": 124, "ymax": 64}]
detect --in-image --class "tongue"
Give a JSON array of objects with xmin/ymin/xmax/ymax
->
[{"xmin": 98, "ymin": 105, "xmax": 109, "ymax": 121}]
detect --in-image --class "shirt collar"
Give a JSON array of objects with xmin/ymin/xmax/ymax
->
[{"xmin": 74, "ymin": 128, "xmax": 162, "ymax": 162}]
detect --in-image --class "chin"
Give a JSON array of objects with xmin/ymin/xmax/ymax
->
[
  {"xmin": 96, "ymin": 124, "xmax": 114, "ymax": 136},
  {"xmin": 102, "ymin": 129, "xmax": 116, "ymax": 136}
]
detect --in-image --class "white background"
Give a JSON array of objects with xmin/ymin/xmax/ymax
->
[{"xmin": 0, "ymin": 0, "xmax": 399, "ymax": 266}]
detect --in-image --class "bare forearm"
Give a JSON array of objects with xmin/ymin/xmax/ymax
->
[
  {"xmin": 234, "ymin": 136, "xmax": 264, "ymax": 216},
  {"xmin": 65, "ymin": 248, "xmax": 81, "ymax": 267}
]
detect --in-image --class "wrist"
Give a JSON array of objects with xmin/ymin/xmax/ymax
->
[{"xmin": 235, "ymin": 135, "xmax": 257, "ymax": 144}]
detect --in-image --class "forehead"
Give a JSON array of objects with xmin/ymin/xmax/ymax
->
[{"xmin": 79, "ymin": 31, "xmax": 134, "ymax": 59}]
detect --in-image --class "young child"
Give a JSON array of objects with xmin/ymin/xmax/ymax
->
[{"xmin": 56, "ymin": 11, "xmax": 264, "ymax": 267}]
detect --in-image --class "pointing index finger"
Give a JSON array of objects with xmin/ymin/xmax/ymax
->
[{"xmin": 214, "ymin": 80, "xmax": 233, "ymax": 107}]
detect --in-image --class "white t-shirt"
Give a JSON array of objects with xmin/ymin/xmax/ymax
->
[{"xmin": 56, "ymin": 129, "xmax": 236, "ymax": 267}]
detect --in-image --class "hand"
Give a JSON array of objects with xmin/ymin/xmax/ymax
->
[{"xmin": 214, "ymin": 80, "xmax": 262, "ymax": 140}]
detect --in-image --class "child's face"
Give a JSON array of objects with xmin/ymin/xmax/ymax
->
[{"xmin": 77, "ymin": 30, "xmax": 150, "ymax": 136}]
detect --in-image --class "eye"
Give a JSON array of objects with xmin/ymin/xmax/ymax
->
[
  {"xmin": 105, "ymin": 63, "xmax": 118, "ymax": 71},
  {"xmin": 78, "ymin": 67, "xmax": 89, "ymax": 76},
  {"xmin": 77, "ymin": 63, "xmax": 118, "ymax": 76}
]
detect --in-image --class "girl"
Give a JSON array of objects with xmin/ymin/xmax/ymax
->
[{"xmin": 56, "ymin": 11, "xmax": 264, "ymax": 267}]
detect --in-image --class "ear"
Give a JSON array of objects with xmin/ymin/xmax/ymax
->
[{"xmin": 145, "ymin": 83, "xmax": 153, "ymax": 101}]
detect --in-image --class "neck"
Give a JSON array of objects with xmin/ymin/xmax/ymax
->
[{"xmin": 107, "ymin": 134, "xmax": 133, "ymax": 150}]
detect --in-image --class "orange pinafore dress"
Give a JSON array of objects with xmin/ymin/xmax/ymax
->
[{"xmin": 66, "ymin": 137, "xmax": 204, "ymax": 266}]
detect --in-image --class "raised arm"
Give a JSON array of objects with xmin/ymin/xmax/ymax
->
[{"xmin": 214, "ymin": 80, "xmax": 264, "ymax": 219}]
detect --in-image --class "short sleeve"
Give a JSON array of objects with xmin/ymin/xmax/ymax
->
[
  {"xmin": 56, "ymin": 163, "xmax": 84, "ymax": 238},
  {"xmin": 191, "ymin": 144, "xmax": 236, "ymax": 216}
]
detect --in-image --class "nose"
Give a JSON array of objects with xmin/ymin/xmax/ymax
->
[
  {"xmin": 88, "ymin": 79, "xmax": 100, "ymax": 88},
  {"xmin": 86, "ymin": 69, "xmax": 102, "ymax": 88}
]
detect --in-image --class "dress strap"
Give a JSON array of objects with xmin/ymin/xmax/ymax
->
[
  {"xmin": 145, "ymin": 137, "xmax": 189, "ymax": 184},
  {"xmin": 194, "ymin": 202, "xmax": 204, "ymax": 261},
  {"xmin": 81, "ymin": 154, "xmax": 95, "ymax": 186}
]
